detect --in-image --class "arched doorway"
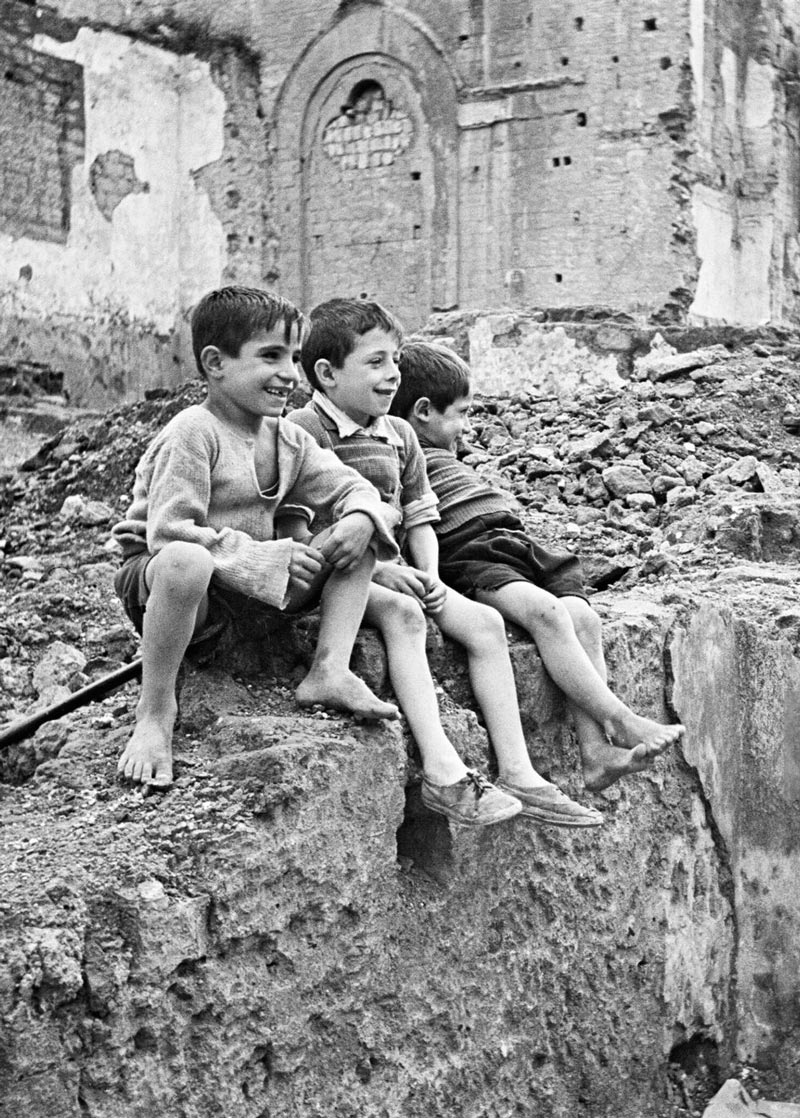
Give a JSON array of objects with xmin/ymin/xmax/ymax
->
[
  {"xmin": 300, "ymin": 57, "xmax": 434, "ymax": 329},
  {"xmin": 272, "ymin": 8, "xmax": 459, "ymax": 329}
]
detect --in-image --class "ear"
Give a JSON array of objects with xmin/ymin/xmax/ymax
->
[
  {"xmin": 314, "ymin": 358, "xmax": 336, "ymax": 388},
  {"xmin": 200, "ymin": 345, "xmax": 224, "ymax": 379},
  {"xmin": 410, "ymin": 397, "xmax": 433, "ymax": 424}
]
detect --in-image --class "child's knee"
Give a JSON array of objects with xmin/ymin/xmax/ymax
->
[
  {"xmin": 467, "ymin": 601, "xmax": 508, "ymax": 649},
  {"xmin": 567, "ymin": 599, "xmax": 602, "ymax": 645},
  {"xmin": 386, "ymin": 592, "xmax": 426, "ymax": 637},
  {"xmin": 152, "ymin": 541, "xmax": 213, "ymax": 597}
]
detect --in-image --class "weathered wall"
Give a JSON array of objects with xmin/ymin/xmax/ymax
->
[
  {"xmin": 690, "ymin": 0, "xmax": 800, "ymax": 325},
  {"xmin": 0, "ymin": 3, "xmax": 265, "ymax": 406},
  {"xmin": 3, "ymin": 0, "xmax": 800, "ymax": 403}
]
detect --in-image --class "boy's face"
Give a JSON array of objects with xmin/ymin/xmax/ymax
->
[
  {"xmin": 424, "ymin": 394, "xmax": 473, "ymax": 452},
  {"xmin": 205, "ymin": 323, "xmax": 302, "ymax": 428},
  {"xmin": 318, "ymin": 327, "xmax": 401, "ymax": 427}
]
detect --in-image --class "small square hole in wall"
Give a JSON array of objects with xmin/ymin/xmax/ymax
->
[
  {"xmin": 411, "ymin": 171, "xmax": 421, "ymax": 180},
  {"xmin": 553, "ymin": 157, "xmax": 561, "ymax": 167},
  {"xmin": 555, "ymin": 273, "xmax": 563, "ymax": 283},
  {"xmin": 561, "ymin": 56, "xmax": 569, "ymax": 66},
  {"xmin": 576, "ymin": 111, "xmax": 587, "ymax": 126},
  {"xmin": 564, "ymin": 155, "xmax": 572, "ymax": 165},
  {"xmin": 644, "ymin": 17, "xmax": 657, "ymax": 30},
  {"xmin": 660, "ymin": 56, "xmax": 672, "ymax": 69},
  {"xmin": 575, "ymin": 16, "xmax": 584, "ymax": 30}
]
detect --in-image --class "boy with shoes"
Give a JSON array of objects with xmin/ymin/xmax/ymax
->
[
  {"xmin": 111, "ymin": 285, "xmax": 401, "ymax": 790},
  {"xmin": 287, "ymin": 298, "xmax": 601, "ymax": 828},
  {"xmin": 391, "ymin": 339, "xmax": 685, "ymax": 793}
]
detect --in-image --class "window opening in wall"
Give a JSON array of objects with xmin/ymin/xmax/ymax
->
[
  {"xmin": 574, "ymin": 17, "xmax": 584, "ymax": 30},
  {"xmin": 555, "ymin": 273, "xmax": 563, "ymax": 282},
  {"xmin": 564, "ymin": 155, "xmax": 572, "ymax": 166},
  {"xmin": 472, "ymin": 165, "xmax": 480, "ymax": 174},
  {"xmin": 459, "ymin": 34, "xmax": 470, "ymax": 42},
  {"xmin": 411, "ymin": 171, "xmax": 421, "ymax": 180},
  {"xmin": 322, "ymin": 79, "xmax": 412, "ymax": 170},
  {"xmin": 643, "ymin": 17, "xmax": 657, "ymax": 30},
  {"xmin": 561, "ymin": 56, "xmax": 569, "ymax": 65},
  {"xmin": 660, "ymin": 56, "xmax": 672, "ymax": 69},
  {"xmin": 612, "ymin": 54, "xmax": 619, "ymax": 62},
  {"xmin": 576, "ymin": 112, "xmax": 587, "ymax": 126},
  {"xmin": 553, "ymin": 157, "xmax": 561, "ymax": 167}
]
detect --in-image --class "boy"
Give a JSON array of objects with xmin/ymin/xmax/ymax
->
[
  {"xmin": 111, "ymin": 285, "xmax": 401, "ymax": 790},
  {"xmin": 391, "ymin": 339, "xmax": 685, "ymax": 792},
  {"xmin": 288, "ymin": 298, "xmax": 601, "ymax": 827}
]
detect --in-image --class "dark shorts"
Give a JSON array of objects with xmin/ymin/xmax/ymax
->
[
  {"xmin": 113, "ymin": 549, "xmax": 322, "ymax": 660},
  {"xmin": 437, "ymin": 511, "xmax": 588, "ymax": 603}
]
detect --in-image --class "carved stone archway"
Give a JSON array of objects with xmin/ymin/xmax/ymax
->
[{"xmin": 272, "ymin": 8, "xmax": 460, "ymax": 328}]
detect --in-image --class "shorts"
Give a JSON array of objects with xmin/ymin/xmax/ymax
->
[
  {"xmin": 113, "ymin": 549, "xmax": 323, "ymax": 660},
  {"xmin": 437, "ymin": 511, "xmax": 588, "ymax": 602}
]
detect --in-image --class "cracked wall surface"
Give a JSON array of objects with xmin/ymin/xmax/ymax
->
[{"xmin": 6, "ymin": 1, "xmax": 800, "ymax": 406}]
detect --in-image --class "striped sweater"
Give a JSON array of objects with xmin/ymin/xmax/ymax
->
[
  {"xmin": 287, "ymin": 393, "xmax": 439, "ymax": 536},
  {"xmin": 421, "ymin": 446, "xmax": 512, "ymax": 536}
]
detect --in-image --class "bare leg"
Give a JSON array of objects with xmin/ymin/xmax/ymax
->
[
  {"xmin": 560, "ymin": 597, "xmax": 663, "ymax": 791},
  {"xmin": 475, "ymin": 583, "xmax": 684, "ymax": 789},
  {"xmin": 294, "ymin": 545, "xmax": 398, "ymax": 721},
  {"xmin": 363, "ymin": 584, "xmax": 469, "ymax": 785},
  {"xmin": 117, "ymin": 541, "xmax": 213, "ymax": 788},
  {"xmin": 432, "ymin": 591, "xmax": 548, "ymax": 788}
]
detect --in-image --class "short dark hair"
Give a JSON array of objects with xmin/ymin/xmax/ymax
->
[
  {"xmin": 190, "ymin": 285, "xmax": 305, "ymax": 377},
  {"xmin": 301, "ymin": 298, "xmax": 404, "ymax": 390},
  {"xmin": 391, "ymin": 340, "xmax": 472, "ymax": 418}
]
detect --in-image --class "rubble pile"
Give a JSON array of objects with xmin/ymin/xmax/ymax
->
[
  {"xmin": 465, "ymin": 347, "xmax": 800, "ymax": 590},
  {"xmin": 1, "ymin": 341, "xmax": 800, "ymax": 1118}
]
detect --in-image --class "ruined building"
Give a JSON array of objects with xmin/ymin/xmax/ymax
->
[{"xmin": 1, "ymin": 0, "xmax": 799, "ymax": 405}]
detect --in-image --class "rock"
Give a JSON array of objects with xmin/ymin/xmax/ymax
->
[
  {"xmin": 724, "ymin": 456, "xmax": 759, "ymax": 484},
  {"xmin": 701, "ymin": 1078, "xmax": 800, "ymax": 1118},
  {"xmin": 638, "ymin": 344, "xmax": 729, "ymax": 381},
  {"xmin": 602, "ymin": 464, "xmax": 653, "ymax": 496}
]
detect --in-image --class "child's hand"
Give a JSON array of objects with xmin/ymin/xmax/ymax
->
[
  {"xmin": 318, "ymin": 512, "xmax": 375, "ymax": 571},
  {"xmin": 373, "ymin": 564, "xmax": 447, "ymax": 612},
  {"xmin": 418, "ymin": 573, "xmax": 448, "ymax": 614},
  {"xmin": 288, "ymin": 541, "xmax": 326, "ymax": 590}
]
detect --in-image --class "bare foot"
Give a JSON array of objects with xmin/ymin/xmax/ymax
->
[
  {"xmin": 582, "ymin": 737, "xmax": 663, "ymax": 791},
  {"xmin": 604, "ymin": 708, "xmax": 684, "ymax": 754},
  {"xmin": 117, "ymin": 718, "xmax": 174, "ymax": 788},
  {"xmin": 296, "ymin": 668, "xmax": 399, "ymax": 721}
]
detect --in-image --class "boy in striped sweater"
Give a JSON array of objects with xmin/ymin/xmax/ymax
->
[
  {"xmin": 390, "ymin": 339, "xmax": 685, "ymax": 792},
  {"xmin": 288, "ymin": 298, "xmax": 601, "ymax": 826}
]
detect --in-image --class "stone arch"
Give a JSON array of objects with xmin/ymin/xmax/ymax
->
[{"xmin": 272, "ymin": 8, "xmax": 460, "ymax": 328}]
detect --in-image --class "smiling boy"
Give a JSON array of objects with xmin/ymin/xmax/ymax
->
[
  {"xmin": 288, "ymin": 299, "xmax": 601, "ymax": 827},
  {"xmin": 111, "ymin": 286, "xmax": 399, "ymax": 789}
]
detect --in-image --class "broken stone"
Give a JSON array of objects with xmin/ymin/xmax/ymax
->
[
  {"xmin": 724, "ymin": 456, "xmax": 759, "ymax": 484},
  {"xmin": 701, "ymin": 1078, "xmax": 800, "ymax": 1118},
  {"xmin": 602, "ymin": 464, "xmax": 652, "ymax": 496},
  {"xmin": 638, "ymin": 343, "xmax": 729, "ymax": 381}
]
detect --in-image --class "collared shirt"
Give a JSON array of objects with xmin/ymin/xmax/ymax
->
[
  {"xmin": 287, "ymin": 393, "xmax": 439, "ymax": 537},
  {"xmin": 310, "ymin": 390, "xmax": 405, "ymax": 448}
]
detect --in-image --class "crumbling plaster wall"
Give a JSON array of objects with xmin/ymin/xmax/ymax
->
[
  {"xmin": 0, "ymin": 3, "xmax": 270, "ymax": 406},
  {"xmin": 690, "ymin": 0, "xmax": 800, "ymax": 325}
]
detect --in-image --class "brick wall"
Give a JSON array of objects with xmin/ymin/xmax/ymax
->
[{"xmin": 0, "ymin": 30, "xmax": 84, "ymax": 244}]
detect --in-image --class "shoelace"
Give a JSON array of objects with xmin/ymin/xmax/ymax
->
[{"xmin": 465, "ymin": 770, "xmax": 491, "ymax": 799}]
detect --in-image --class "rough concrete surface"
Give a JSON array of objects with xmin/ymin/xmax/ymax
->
[{"xmin": 2, "ymin": 341, "xmax": 800, "ymax": 1116}]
